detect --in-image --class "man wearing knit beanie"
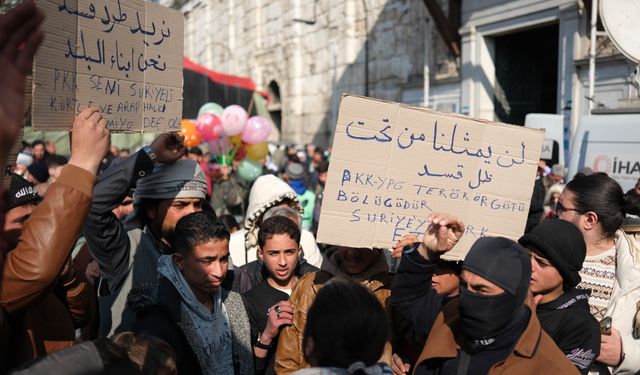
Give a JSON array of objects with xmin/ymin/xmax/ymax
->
[
  {"xmin": 412, "ymin": 213, "xmax": 576, "ymax": 375},
  {"xmin": 83, "ymin": 133, "xmax": 207, "ymax": 337},
  {"xmin": 519, "ymin": 219, "xmax": 601, "ymax": 373}
]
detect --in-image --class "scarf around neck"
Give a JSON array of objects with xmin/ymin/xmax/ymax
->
[{"xmin": 157, "ymin": 255, "xmax": 233, "ymax": 374}]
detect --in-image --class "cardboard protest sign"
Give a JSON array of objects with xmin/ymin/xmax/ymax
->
[
  {"xmin": 32, "ymin": 0, "xmax": 183, "ymax": 132},
  {"xmin": 317, "ymin": 95, "xmax": 544, "ymax": 260}
]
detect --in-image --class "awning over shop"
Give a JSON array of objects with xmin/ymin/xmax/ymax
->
[{"xmin": 182, "ymin": 57, "xmax": 269, "ymax": 119}]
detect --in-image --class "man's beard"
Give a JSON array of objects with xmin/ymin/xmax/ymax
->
[{"xmin": 161, "ymin": 227, "xmax": 176, "ymax": 249}]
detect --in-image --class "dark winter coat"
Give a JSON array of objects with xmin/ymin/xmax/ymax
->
[
  {"xmin": 413, "ymin": 299, "xmax": 579, "ymax": 375},
  {"xmin": 537, "ymin": 288, "xmax": 601, "ymax": 373},
  {"xmin": 390, "ymin": 249, "xmax": 456, "ymax": 342},
  {"xmin": 390, "ymin": 248, "xmax": 457, "ymax": 365}
]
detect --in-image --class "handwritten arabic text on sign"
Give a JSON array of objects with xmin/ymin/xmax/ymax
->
[
  {"xmin": 316, "ymin": 95, "xmax": 544, "ymax": 260},
  {"xmin": 33, "ymin": 0, "xmax": 184, "ymax": 132}
]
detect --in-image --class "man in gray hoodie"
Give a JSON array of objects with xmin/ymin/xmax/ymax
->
[{"xmin": 229, "ymin": 174, "xmax": 322, "ymax": 268}]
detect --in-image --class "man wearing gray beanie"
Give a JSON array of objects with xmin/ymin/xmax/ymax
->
[
  {"xmin": 519, "ymin": 219, "xmax": 601, "ymax": 373},
  {"xmin": 84, "ymin": 133, "xmax": 208, "ymax": 336},
  {"xmin": 412, "ymin": 213, "xmax": 577, "ymax": 374}
]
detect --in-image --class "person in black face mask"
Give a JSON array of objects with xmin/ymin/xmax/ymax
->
[{"xmin": 411, "ymin": 213, "xmax": 578, "ymax": 375}]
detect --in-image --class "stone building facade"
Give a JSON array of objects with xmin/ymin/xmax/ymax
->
[
  {"xmin": 458, "ymin": 0, "xmax": 639, "ymax": 135},
  {"xmin": 167, "ymin": 0, "xmax": 638, "ymax": 147},
  {"xmin": 173, "ymin": 0, "xmax": 458, "ymax": 147}
]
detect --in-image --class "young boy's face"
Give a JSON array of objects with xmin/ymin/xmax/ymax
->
[
  {"xmin": 175, "ymin": 239, "xmax": 230, "ymax": 298},
  {"xmin": 528, "ymin": 251, "xmax": 563, "ymax": 296},
  {"xmin": 432, "ymin": 264, "xmax": 460, "ymax": 297},
  {"xmin": 259, "ymin": 233, "xmax": 301, "ymax": 286}
]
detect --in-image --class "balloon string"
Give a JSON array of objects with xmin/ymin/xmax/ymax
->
[
  {"xmin": 247, "ymin": 94, "xmax": 255, "ymax": 116},
  {"xmin": 229, "ymin": 143, "xmax": 238, "ymax": 161}
]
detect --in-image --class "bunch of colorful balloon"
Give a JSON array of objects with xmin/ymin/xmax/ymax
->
[{"xmin": 180, "ymin": 102, "xmax": 272, "ymax": 182}]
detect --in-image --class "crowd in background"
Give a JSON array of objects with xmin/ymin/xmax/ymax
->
[{"xmin": 15, "ymin": 137, "xmax": 331, "ymax": 239}]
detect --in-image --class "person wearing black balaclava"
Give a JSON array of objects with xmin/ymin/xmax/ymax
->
[
  {"xmin": 519, "ymin": 219, "xmax": 600, "ymax": 374},
  {"xmin": 410, "ymin": 213, "xmax": 578, "ymax": 375}
]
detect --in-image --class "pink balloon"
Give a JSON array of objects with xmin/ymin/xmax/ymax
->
[
  {"xmin": 221, "ymin": 105, "xmax": 248, "ymax": 136},
  {"xmin": 196, "ymin": 113, "xmax": 223, "ymax": 141},
  {"xmin": 241, "ymin": 116, "xmax": 272, "ymax": 144}
]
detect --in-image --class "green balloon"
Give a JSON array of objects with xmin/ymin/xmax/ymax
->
[
  {"xmin": 237, "ymin": 159, "xmax": 263, "ymax": 182},
  {"xmin": 198, "ymin": 102, "xmax": 224, "ymax": 117}
]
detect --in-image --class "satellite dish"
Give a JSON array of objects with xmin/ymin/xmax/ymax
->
[{"xmin": 600, "ymin": 0, "xmax": 640, "ymax": 63}]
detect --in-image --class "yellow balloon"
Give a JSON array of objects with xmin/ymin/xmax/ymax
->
[
  {"xmin": 245, "ymin": 142, "xmax": 269, "ymax": 160},
  {"xmin": 229, "ymin": 135, "xmax": 243, "ymax": 148}
]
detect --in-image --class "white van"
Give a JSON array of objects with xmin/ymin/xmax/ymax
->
[
  {"xmin": 567, "ymin": 113, "xmax": 640, "ymax": 192},
  {"xmin": 524, "ymin": 114, "xmax": 567, "ymax": 167}
]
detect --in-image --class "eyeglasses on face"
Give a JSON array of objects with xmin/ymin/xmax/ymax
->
[{"xmin": 555, "ymin": 201, "xmax": 583, "ymax": 215}]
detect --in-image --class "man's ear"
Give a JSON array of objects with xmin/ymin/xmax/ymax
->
[
  {"xmin": 257, "ymin": 247, "xmax": 264, "ymax": 261},
  {"xmin": 145, "ymin": 205, "xmax": 157, "ymax": 221},
  {"xmin": 173, "ymin": 253, "xmax": 185, "ymax": 271}
]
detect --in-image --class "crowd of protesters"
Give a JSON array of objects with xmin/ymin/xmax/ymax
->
[{"xmin": 2, "ymin": 2, "xmax": 640, "ymax": 375}]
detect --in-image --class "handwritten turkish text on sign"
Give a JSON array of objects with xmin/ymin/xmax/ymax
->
[
  {"xmin": 33, "ymin": 0, "xmax": 183, "ymax": 132},
  {"xmin": 316, "ymin": 95, "xmax": 544, "ymax": 260}
]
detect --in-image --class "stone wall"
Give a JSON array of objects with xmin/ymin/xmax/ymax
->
[{"xmin": 179, "ymin": 0, "xmax": 456, "ymax": 147}]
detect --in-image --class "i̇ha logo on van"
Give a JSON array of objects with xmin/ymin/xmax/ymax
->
[
  {"xmin": 611, "ymin": 157, "xmax": 640, "ymax": 175},
  {"xmin": 593, "ymin": 155, "xmax": 612, "ymax": 174}
]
